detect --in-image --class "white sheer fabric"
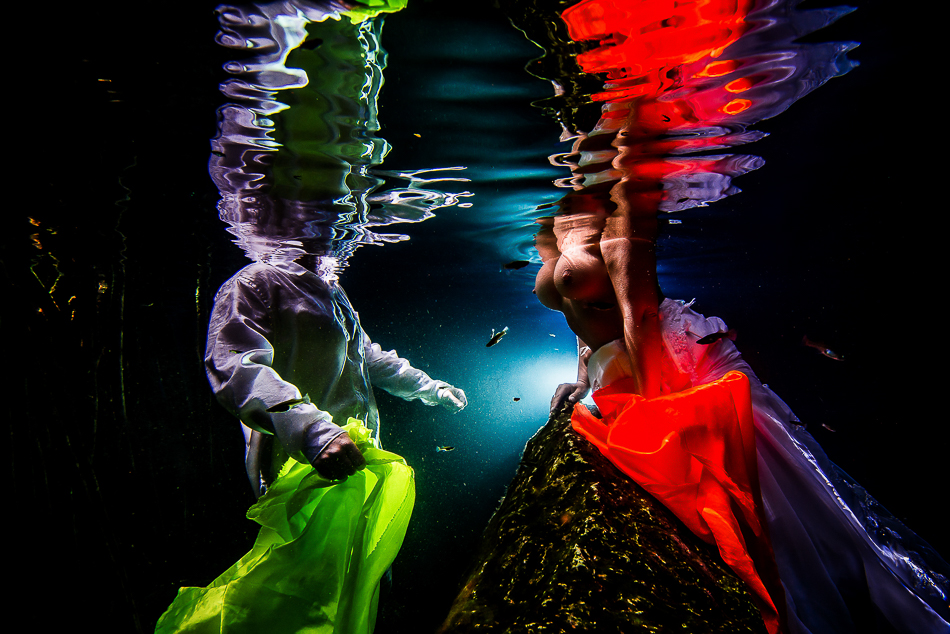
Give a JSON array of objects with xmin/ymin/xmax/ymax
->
[{"xmin": 585, "ymin": 299, "xmax": 949, "ymax": 634}]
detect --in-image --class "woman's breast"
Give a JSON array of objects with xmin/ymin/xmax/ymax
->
[{"xmin": 552, "ymin": 244, "xmax": 614, "ymax": 303}]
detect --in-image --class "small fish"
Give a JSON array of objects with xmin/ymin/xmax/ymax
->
[
  {"xmin": 803, "ymin": 335, "xmax": 844, "ymax": 361},
  {"xmin": 695, "ymin": 329, "xmax": 736, "ymax": 345},
  {"xmin": 486, "ymin": 326, "xmax": 509, "ymax": 347},
  {"xmin": 502, "ymin": 260, "xmax": 530, "ymax": 270},
  {"xmin": 436, "ymin": 446, "xmax": 455, "ymax": 452}
]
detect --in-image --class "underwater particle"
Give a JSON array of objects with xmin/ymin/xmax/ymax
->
[
  {"xmin": 669, "ymin": 219, "xmax": 682, "ymax": 224},
  {"xmin": 513, "ymin": 397, "xmax": 521, "ymax": 402},
  {"xmin": 28, "ymin": 217, "xmax": 40, "ymax": 226},
  {"xmin": 822, "ymin": 424, "xmax": 836, "ymax": 432},
  {"xmin": 503, "ymin": 260, "xmax": 530, "ymax": 270},
  {"xmin": 695, "ymin": 329, "xmax": 736, "ymax": 345},
  {"xmin": 486, "ymin": 326, "xmax": 509, "ymax": 347},
  {"xmin": 549, "ymin": 333, "xmax": 556, "ymax": 337},
  {"xmin": 436, "ymin": 446, "xmax": 455, "ymax": 452},
  {"xmin": 413, "ymin": 133, "xmax": 422, "ymax": 138},
  {"xmin": 802, "ymin": 335, "xmax": 844, "ymax": 361},
  {"xmin": 98, "ymin": 280, "xmax": 109, "ymax": 294},
  {"xmin": 211, "ymin": 150, "xmax": 225, "ymax": 157}
]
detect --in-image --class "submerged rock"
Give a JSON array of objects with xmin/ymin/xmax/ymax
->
[{"xmin": 438, "ymin": 409, "xmax": 765, "ymax": 633}]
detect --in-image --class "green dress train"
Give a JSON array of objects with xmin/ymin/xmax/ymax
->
[{"xmin": 156, "ymin": 420, "xmax": 415, "ymax": 634}]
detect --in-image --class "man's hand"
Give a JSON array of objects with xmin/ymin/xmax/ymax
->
[
  {"xmin": 312, "ymin": 434, "xmax": 366, "ymax": 480},
  {"xmin": 437, "ymin": 386, "xmax": 467, "ymax": 412},
  {"xmin": 550, "ymin": 381, "xmax": 590, "ymax": 415}
]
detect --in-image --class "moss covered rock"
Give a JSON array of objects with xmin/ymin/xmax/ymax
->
[{"xmin": 439, "ymin": 409, "xmax": 765, "ymax": 633}]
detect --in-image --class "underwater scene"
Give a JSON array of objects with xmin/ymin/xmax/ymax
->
[{"xmin": 13, "ymin": 0, "xmax": 946, "ymax": 632}]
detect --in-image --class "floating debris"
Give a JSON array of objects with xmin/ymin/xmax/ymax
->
[
  {"xmin": 486, "ymin": 326, "xmax": 509, "ymax": 347},
  {"xmin": 695, "ymin": 329, "xmax": 736, "ymax": 345},
  {"xmin": 803, "ymin": 335, "xmax": 844, "ymax": 361},
  {"xmin": 436, "ymin": 446, "xmax": 455, "ymax": 452}
]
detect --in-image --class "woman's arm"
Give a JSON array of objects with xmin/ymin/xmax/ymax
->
[
  {"xmin": 600, "ymin": 185, "xmax": 663, "ymax": 399},
  {"xmin": 204, "ymin": 270, "xmax": 361, "ymax": 478},
  {"xmin": 550, "ymin": 336, "xmax": 593, "ymax": 415}
]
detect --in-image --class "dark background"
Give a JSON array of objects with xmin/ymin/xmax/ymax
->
[{"xmin": 7, "ymin": 1, "xmax": 938, "ymax": 632}]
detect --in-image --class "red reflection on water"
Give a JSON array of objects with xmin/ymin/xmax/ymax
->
[
  {"xmin": 557, "ymin": 0, "xmax": 770, "ymax": 208},
  {"xmin": 563, "ymin": 0, "xmax": 752, "ymax": 104}
]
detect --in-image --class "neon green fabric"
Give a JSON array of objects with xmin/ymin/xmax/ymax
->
[
  {"xmin": 155, "ymin": 419, "xmax": 415, "ymax": 634},
  {"xmin": 342, "ymin": 0, "xmax": 408, "ymax": 24}
]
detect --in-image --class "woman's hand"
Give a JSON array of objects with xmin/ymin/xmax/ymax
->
[{"xmin": 550, "ymin": 380, "xmax": 590, "ymax": 415}]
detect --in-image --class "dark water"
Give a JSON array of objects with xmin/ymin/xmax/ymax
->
[{"xmin": 10, "ymin": 1, "xmax": 938, "ymax": 631}]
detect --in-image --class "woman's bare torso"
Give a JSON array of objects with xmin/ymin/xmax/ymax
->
[{"xmin": 535, "ymin": 242, "xmax": 624, "ymax": 353}]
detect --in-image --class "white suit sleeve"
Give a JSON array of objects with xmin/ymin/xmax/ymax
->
[
  {"xmin": 362, "ymin": 333, "xmax": 447, "ymax": 406},
  {"xmin": 204, "ymin": 276, "xmax": 345, "ymax": 464}
]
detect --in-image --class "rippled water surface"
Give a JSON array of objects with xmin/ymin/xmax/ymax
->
[{"xmin": 12, "ymin": 1, "xmax": 937, "ymax": 631}]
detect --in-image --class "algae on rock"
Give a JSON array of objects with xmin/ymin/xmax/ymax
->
[{"xmin": 439, "ymin": 409, "xmax": 765, "ymax": 633}]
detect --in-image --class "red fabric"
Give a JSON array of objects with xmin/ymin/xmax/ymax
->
[{"xmin": 572, "ymin": 370, "xmax": 785, "ymax": 634}]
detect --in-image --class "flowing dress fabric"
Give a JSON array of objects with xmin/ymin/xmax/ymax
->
[
  {"xmin": 575, "ymin": 299, "xmax": 949, "ymax": 634},
  {"xmin": 155, "ymin": 420, "xmax": 415, "ymax": 634},
  {"xmin": 573, "ymin": 370, "xmax": 785, "ymax": 634}
]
